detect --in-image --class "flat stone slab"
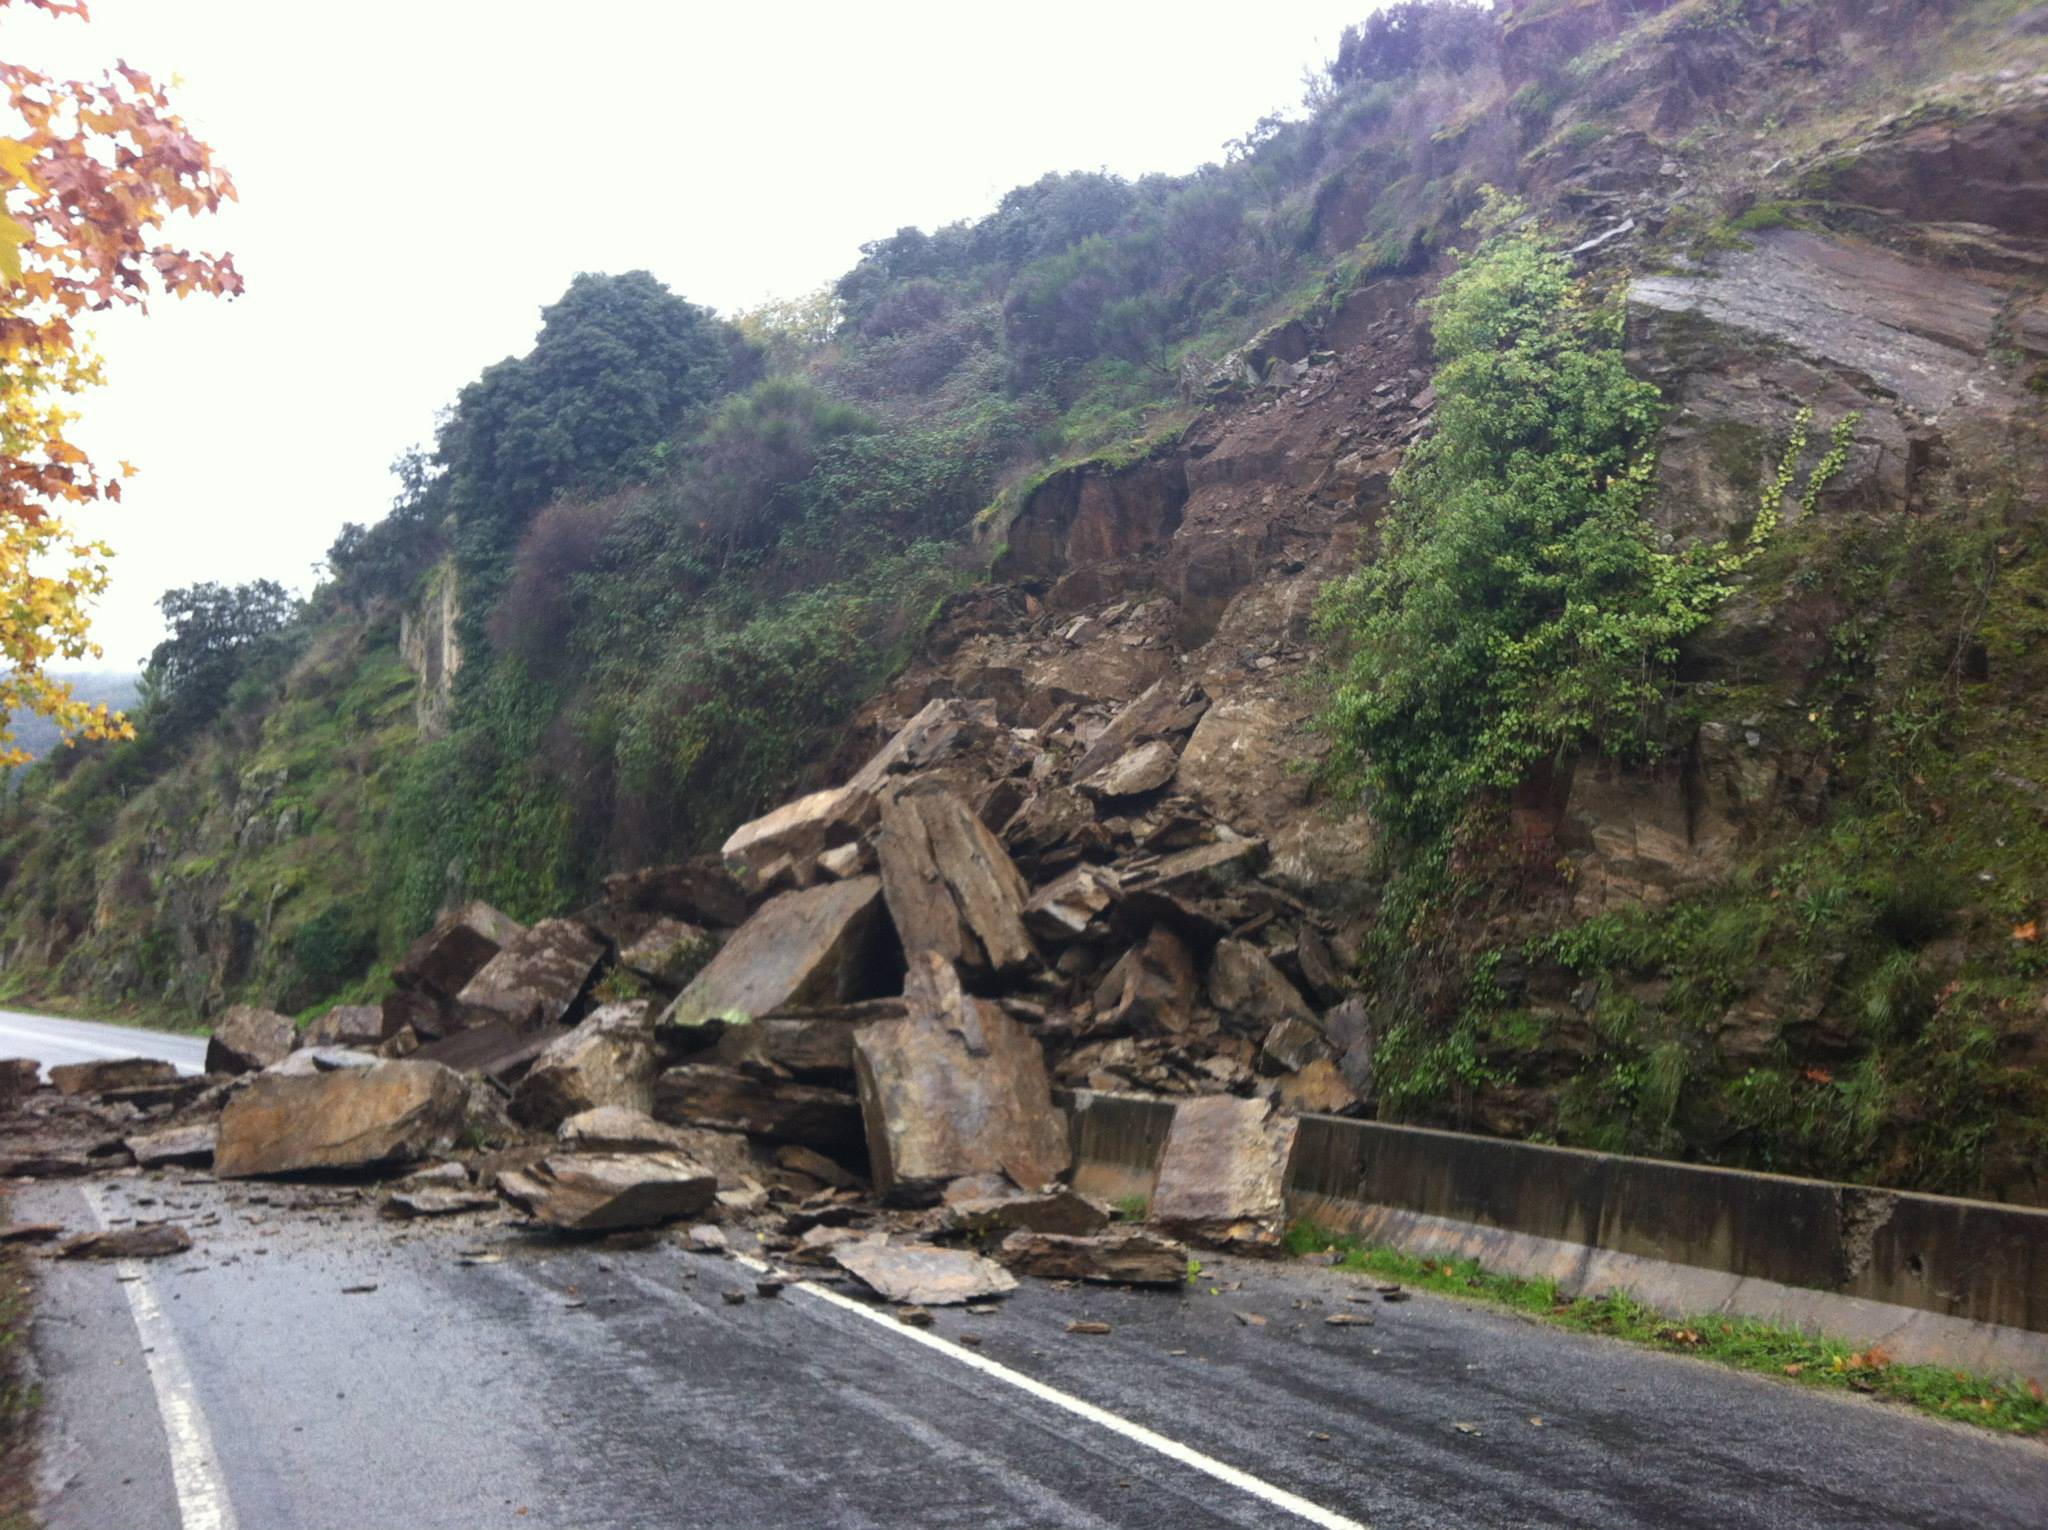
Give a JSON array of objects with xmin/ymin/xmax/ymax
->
[
  {"xmin": 48, "ymin": 1058, "xmax": 178, "ymax": 1097},
  {"xmin": 453, "ymin": 918, "xmax": 604, "ymax": 1031},
  {"xmin": 831, "ymin": 1239, "xmax": 1018, "ymax": 1306},
  {"xmin": 498, "ymin": 1152, "xmax": 716, "ymax": 1233},
  {"xmin": 996, "ymin": 1231, "xmax": 1189, "ymax": 1287},
  {"xmin": 662, "ymin": 877, "xmax": 886, "ymax": 1028}
]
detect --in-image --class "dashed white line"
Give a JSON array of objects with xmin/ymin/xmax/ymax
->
[
  {"xmin": 733, "ymin": 1253, "xmax": 1370, "ymax": 1530},
  {"xmin": 81, "ymin": 1183, "xmax": 240, "ymax": 1530}
]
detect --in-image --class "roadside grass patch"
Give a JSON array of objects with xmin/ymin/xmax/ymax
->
[{"xmin": 1286, "ymin": 1222, "xmax": 2048, "ymax": 1436}]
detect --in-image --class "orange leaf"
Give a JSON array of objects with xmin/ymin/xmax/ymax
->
[{"xmin": 2013, "ymin": 920, "xmax": 2039, "ymax": 945}]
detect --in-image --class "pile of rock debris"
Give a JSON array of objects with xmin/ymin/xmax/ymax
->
[{"xmin": 3, "ymin": 694, "xmax": 1359, "ymax": 1304}]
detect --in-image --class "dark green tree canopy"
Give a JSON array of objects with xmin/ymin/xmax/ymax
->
[{"xmin": 439, "ymin": 270, "xmax": 736, "ymax": 522}]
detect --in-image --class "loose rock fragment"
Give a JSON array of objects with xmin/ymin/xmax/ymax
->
[
  {"xmin": 510, "ymin": 1006, "xmax": 658, "ymax": 1129},
  {"xmin": 996, "ymin": 1231, "xmax": 1189, "ymax": 1287},
  {"xmin": 304, "ymin": 1004, "xmax": 389, "ymax": 1050},
  {"xmin": 394, "ymin": 901, "xmax": 525, "ymax": 1004},
  {"xmin": 557, "ymin": 1105, "xmax": 702, "ymax": 1155},
  {"xmin": 452, "ymin": 918, "xmax": 605, "ymax": 1032},
  {"xmin": 653, "ymin": 1065, "xmax": 863, "ymax": 1152},
  {"xmin": 383, "ymin": 1189, "xmax": 497, "ymax": 1219},
  {"xmin": 48, "ymin": 1058, "xmax": 179, "ymax": 1097},
  {"xmin": 124, "ymin": 1124, "xmax": 217, "ymax": 1170},
  {"xmin": 875, "ymin": 788, "xmax": 1039, "ymax": 978},
  {"xmin": 498, "ymin": 1152, "xmax": 717, "ymax": 1233},
  {"xmin": 1066, "ymin": 1320, "xmax": 1113, "ymax": 1335},
  {"xmin": 205, "ymin": 1006, "xmax": 300, "ymax": 1075},
  {"xmin": 831, "ymin": 1239, "xmax": 1018, "ymax": 1306},
  {"xmin": 56, "ymin": 1223, "xmax": 191, "ymax": 1260},
  {"xmin": 945, "ymin": 1186, "xmax": 1110, "ymax": 1240}
]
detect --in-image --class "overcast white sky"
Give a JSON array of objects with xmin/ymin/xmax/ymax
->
[{"xmin": 15, "ymin": 0, "xmax": 1373, "ymax": 666}]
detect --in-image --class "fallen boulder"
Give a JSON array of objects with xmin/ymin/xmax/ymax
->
[
  {"xmin": 1273, "ymin": 1058, "xmax": 1358, "ymax": 1116},
  {"xmin": 1209, "ymin": 940, "xmax": 1318, "ymax": 1029},
  {"xmin": 1080, "ymin": 738, "xmax": 1178, "ymax": 800},
  {"xmin": 1023, "ymin": 865, "xmax": 1120, "ymax": 941},
  {"xmin": 413, "ymin": 1019, "xmax": 567, "ymax": 1084},
  {"xmin": 1093, "ymin": 926, "xmax": 1198, "ymax": 1034},
  {"xmin": 711, "ymin": 1000, "xmax": 903, "ymax": 1079},
  {"xmin": 996, "ymin": 1231, "xmax": 1189, "ymax": 1287},
  {"xmin": 56, "ymin": 1223, "xmax": 191, "ymax": 1260},
  {"xmin": 852, "ymin": 953, "xmax": 1069, "ymax": 1201},
  {"xmin": 617, "ymin": 918, "xmax": 717, "ymax": 989},
  {"xmin": 203, "ymin": 1004, "xmax": 300, "ymax": 1075},
  {"xmin": 305, "ymin": 1004, "xmax": 388, "ymax": 1049},
  {"xmin": 509, "ymin": 1005, "xmax": 657, "ymax": 1129},
  {"xmin": 394, "ymin": 901, "xmax": 524, "ymax": 1001},
  {"xmin": 721, "ymin": 784, "xmax": 875, "ymax": 884},
  {"xmin": 944, "ymin": 1186, "xmax": 1110, "ymax": 1239},
  {"xmin": 875, "ymin": 788, "xmax": 1038, "ymax": 978},
  {"xmin": 662, "ymin": 877, "xmax": 887, "ymax": 1029},
  {"xmin": 1148, "ymin": 1094, "xmax": 1297, "ymax": 1250},
  {"xmin": 557, "ymin": 1104, "xmax": 701, "ymax": 1154},
  {"xmin": 383, "ymin": 1187, "xmax": 498, "ymax": 1219},
  {"xmin": 452, "ymin": 918, "xmax": 604, "ymax": 1031},
  {"xmin": 653, "ymin": 1064, "xmax": 863, "ymax": 1153},
  {"xmin": 831, "ymin": 1239, "xmax": 1018, "ymax": 1306},
  {"xmin": 124, "ymin": 1124, "xmax": 217, "ymax": 1169},
  {"xmin": 214, "ymin": 1059, "xmax": 468, "ymax": 1179},
  {"xmin": 498, "ymin": 1152, "xmax": 716, "ymax": 1232},
  {"xmin": 49, "ymin": 1057, "xmax": 179, "ymax": 1097}
]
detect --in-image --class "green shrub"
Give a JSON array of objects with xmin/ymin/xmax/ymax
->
[{"xmin": 1315, "ymin": 201, "xmax": 1725, "ymax": 843}]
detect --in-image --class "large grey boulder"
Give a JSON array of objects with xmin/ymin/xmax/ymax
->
[
  {"xmin": 1148, "ymin": 1094, "xmax": 1297, "ymax": 1250},
  {"xmin": 509, "ymin": 1006, "xmax": 657, "ymax": 1129},
  {"xmin": 305, "ymin": 1004, "xmax": 388, "ymax": 1049},
  {"xmin": 661, "ymin": 877, "xmax": 886, "ymax": 1029},
  {"xmin": 204, "ymin": 1005, "xmax": 299, "ymax": 1075},
  {"xmin": 394, "ymin": 901, "xmax": 524, "ymax": 1001},
  {"xmin": 852, "ymin": 953, "xmax": 1069, "ymax": 1201},
  {"xmin": 452, "ymin": 918, "xmax": 604, "ymax": 1031},
  {"xmin": 875, "ymin": 788, "xmax": 1037, "ymax": 979},
  {"xmin": 831, "ymin": 1239, "xmax": 1017, "ymax": 1306},
  {"xmin": 214, "ymin": 1059, "xmax": 468, "ymax": 1179},
  {"xmin": 720, "ymin": 784, "xmax": 875, "ymax": 885},
  {"xmin": 497, "ymin": 1152, "xmax": 715, "ymax": 1232}
]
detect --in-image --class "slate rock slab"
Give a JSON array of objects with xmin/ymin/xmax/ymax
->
[{"xmin": 831, "ymin": 1239, "xmax": 1018, "ymax": 1306}]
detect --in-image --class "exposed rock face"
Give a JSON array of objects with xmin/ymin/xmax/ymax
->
[
  {"xmin": 509, "ymin": 1006, "xmax": 658, "ymax": 1129},
  {"xmin": 874, "ymin": 788, "xmax": 1037, "ymax": 978},
  {"xmin": 452, "ymin": 919, "xmax": 604, "ymax": 1031},
  {"xmin": 661, "ymin": 877, "xmax": 887, "ymax": 1028},
  {"xmin": 1149, "ymin": 1094, "xmax": 1297, "ymax": 1249},
  {"xmin": 852, "ymin": 954, "xmax": 1069, "ymax": 1200},
  {"xmin": 204, "ymin": 1005, "xmax": 299, "ymax": 1074},
  {"xmin": 498, "ymin": 1152, "xmax": 716, "ymax": 1232},
  {"xmin": 214, "ymin": 1060, "xmax": 468, "ymax": 1178},
  {"xmin": 394, "ymin": 901, "xmax": 524, "ymax": 1002}
]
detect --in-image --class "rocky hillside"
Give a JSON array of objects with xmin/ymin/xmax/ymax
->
[{"xmin": 5, "ymin": 0, "xmax": 2047, "ymax": 1202}]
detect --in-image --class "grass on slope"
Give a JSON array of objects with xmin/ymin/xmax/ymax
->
[{"xmin": 1286, "ymin": 1223, "xmax": 2048, "ymax": 1438}]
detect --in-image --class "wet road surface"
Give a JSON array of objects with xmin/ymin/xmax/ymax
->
[{"xmin": 18, "ymin": 1168, "xmax": 2047, "ymax": 1530}]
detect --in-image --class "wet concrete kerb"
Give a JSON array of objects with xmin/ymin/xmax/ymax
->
[{"xmin": 1059, "ymin": 1090, "xmax": 2048, "ymax": 1377}]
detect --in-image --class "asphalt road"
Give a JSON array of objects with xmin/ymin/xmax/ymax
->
[
  {"xmin": 19, "ymin": 1166, "xmax": 2048, "ymax": 1530},
  {"xmin": 0, "ymin": 1008, "xmax": 206, "ymax": 1078}
]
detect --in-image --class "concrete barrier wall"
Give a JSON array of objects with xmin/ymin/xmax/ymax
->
[{"xmin": 1060, "ymin": 1090, "xmax": 2048, "ymax": 1376}]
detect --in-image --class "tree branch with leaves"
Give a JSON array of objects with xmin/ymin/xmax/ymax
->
[{"xmin": 0, "ymin": 0, "xmax": 240, "ymax": 762}]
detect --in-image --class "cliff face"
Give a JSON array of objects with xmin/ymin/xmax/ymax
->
[{"xmin": 6, "ymin": 0, "xmax": 2048, "ymax": 1197}]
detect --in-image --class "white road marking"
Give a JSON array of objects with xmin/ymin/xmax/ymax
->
[
  {"xmin": 733, "ymin": 1254, "xmax": 1370, "ymax": 1530},
  {"xmin": 81, "ymin": 1184, "xmax": 240, "ymax": 1530}
]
